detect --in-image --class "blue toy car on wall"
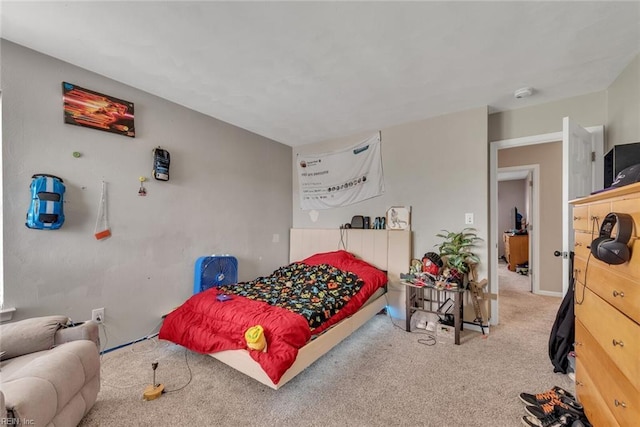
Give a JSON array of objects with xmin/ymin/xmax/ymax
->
[{"xmin": 26, "ymin": 174, "xmax": 66, "ymax": 230}]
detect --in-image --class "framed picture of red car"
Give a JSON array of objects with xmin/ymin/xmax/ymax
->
[{"xmin": 62, "ymin": 82, "xmax": 135, "ymax": 137}]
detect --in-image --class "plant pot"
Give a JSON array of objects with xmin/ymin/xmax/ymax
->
[{"xmin": 448, "ymin": 268, "xmax": 464, "ymax": 286}]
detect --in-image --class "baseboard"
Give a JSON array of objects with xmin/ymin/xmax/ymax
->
[
  {"xmin": 102, "ymin": 333, "xmax": 159, "ymax": 355},
  {"xmin": 535, "ymin": 290, "xmax": 563, "ymax": 298},
  {"xmin": 463, "ymin": 322, "xmax": 490, "ymax": 334}
]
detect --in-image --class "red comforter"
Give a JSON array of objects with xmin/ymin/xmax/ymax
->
[{"xmin": 159, "ymin": 250, "xmax": 387, "ymax": 384}]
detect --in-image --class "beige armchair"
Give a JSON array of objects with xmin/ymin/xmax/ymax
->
[{"xmin": 0, "ymin": 315, "xmax": 100, "ymax": 426}]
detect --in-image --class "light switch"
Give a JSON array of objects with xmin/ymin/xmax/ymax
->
[{"xmin": 272, "ymin": 234, "xmax": 280, "ymax": 243}]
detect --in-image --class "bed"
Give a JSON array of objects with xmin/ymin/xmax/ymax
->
[{"xmin": 159, "ymin": 228, "xmax": 411, "ymax": 389}]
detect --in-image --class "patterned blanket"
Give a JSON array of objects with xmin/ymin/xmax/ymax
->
[{"xmin": 218, "ymin": 263, "xmax": 365, "ymax": 330}]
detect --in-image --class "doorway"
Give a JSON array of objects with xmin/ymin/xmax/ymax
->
[
  {"xmin": 489, "ymin": 123, "xmax": 604, "ymax": 326},
  {"xmin": 498, "ymin": 166, "xmax": 537, "ymax": 294},
  {"xmin": 491, "ymin": 139, "xmax": 561, "ymax": 326}
]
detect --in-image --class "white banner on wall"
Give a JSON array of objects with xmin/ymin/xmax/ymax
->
[{"xmin": 297, "ymin": 133, "xmax": 384, "ymax": 210}]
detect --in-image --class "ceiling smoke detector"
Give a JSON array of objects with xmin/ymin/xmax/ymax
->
[{"xmin": 514, "ymin": 87, "xmax": 534, "ymax": 99}]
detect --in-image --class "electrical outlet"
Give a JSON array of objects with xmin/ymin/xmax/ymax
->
[
  {"xmin": 465, "ymin": 213, "xmax": 474, "ymax": 225},
  {"xmin": 92, "ymin": 308, "xmax": 104, "ymax": 323}
]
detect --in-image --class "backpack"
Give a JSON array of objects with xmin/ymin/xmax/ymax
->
[{"xmin": 26, "ymin": 174, "xmax": 66, "ymax": 230}]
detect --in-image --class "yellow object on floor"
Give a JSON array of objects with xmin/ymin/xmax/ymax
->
[
  {"xmin": 245, "ymin": 325, "xmax": 266, "ymax": 352},
  {"xmin": 142, "ymin": 383, "xmax": 164, "ymax": 401}
]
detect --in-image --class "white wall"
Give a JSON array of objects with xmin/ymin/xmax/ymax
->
[
  {"xmin": 1, "ymin": 41, "xmax": 293, "ymax": 348},
  {"xmin": 489, "ymin": 53, "xmax": 640, "ymax": 148},
  {"xmin": 607, "ymin": 53, "xmax": 640, "ymax": 150},
  {"xmin": 293, "ymin": 107, "xmax": 489, "ymax": 321},
  {"xmin": 488, "ymin": 91, "xmax": 607, "ymax": 142}
]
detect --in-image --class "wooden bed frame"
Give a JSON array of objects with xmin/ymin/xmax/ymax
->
[{"xmin": 210, "ymin": 228, "xmax": 411, "ymax": 389}]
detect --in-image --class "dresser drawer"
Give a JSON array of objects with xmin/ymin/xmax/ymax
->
[
  {"xmin": 573, "ymin": 232, "xmax": 594, "ymax": 260},
  {"xmin": 597, "ymin": 238, "xmax": 640, "ymax": 282},
  {"xmin": 575, "ymin": 320, "xmax": 639, "ymax": 426},
  {"xmin": 573, "ymin": 255, "xmax": 587, "ymax": 286},
  {"xmin": 575, "ymin": 357, "xmax": 620, "ymax": 427},
  {"xmin": 575, "ymin": 287, "xmax": 640, "ymax": 391},
  {"xmin": 589, "ymin": 201, "xmax": 612, "ymax": 225},
  {"xmin": 575, "ymin": 257, "xmax": 640, "ymax": 325},
  {"xmin": 611, "ymin": 197, "xmax": 640, "ymax": 240},
  {"xmin": 573, "ymin": 205, "xmax": 590, "ymax": 232},
  {"xmin": 586, "ymin": 238, "xmax": 640, "ymax": 285}
]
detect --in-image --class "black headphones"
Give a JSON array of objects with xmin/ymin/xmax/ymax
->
[{"xmin": 590, "ymin": 213, "xmax": 634, "ymax": 265}]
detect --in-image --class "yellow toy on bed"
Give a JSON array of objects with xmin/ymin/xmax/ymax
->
[{"xmin": 245, "ymin": 325, "xmax": 267, "ymax": 352}]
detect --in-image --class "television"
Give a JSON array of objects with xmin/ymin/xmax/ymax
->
[
  {"xmin": 514, "ymin": 207, "xmax": 523, "ymax": 231},
  {"xmin": 604, "ymin": 142, "xmax": 640, "ymax": 188}
]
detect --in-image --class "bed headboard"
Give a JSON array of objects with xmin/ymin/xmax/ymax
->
[{"xmin": 289, "ymin": 228, "xmax": 411, "ymax": 319}]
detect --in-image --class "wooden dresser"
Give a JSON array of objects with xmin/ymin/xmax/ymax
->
[
  {"xmin": 503, "ymin": 233, "xmax": 529, "ymax": 271},
  {"xmin": 571, "ymin": 182, "xmax": 640, "ymax": 427}
]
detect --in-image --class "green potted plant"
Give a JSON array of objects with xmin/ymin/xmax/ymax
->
[{"xmin": 435, "ymin": 228, "xmax": 483, "ymax": 285}]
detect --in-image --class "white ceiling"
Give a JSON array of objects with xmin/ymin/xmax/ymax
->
[{"xmin": 1, "ymin": 1, "xmax": 639, "ymax": 146}]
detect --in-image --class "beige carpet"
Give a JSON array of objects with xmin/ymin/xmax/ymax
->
[{"xmin": 79, "ymin": 264, "xmax": 573, "ymax": 426}]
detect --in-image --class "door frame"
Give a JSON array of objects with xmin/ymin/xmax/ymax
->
[
  {"xmin": 498, "ymin": 164, "xmax": 540, "ymax": 295},
  {"xmin": 489, "ymin": 126, "xmax": 603, "ymax": 325}
]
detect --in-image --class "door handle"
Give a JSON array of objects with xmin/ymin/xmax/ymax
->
[{"xmin": 554, "ymin": 250, "xmax": 562, "ymax": 257}]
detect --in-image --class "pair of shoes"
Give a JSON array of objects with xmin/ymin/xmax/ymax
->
[
  {"xmin": 518, "ymin": 386, "xmax": 584, "ymax": 427},
  {"xmin": 521, "ymin": 413, "xmax": 579, "ymax": 427},
  {"xmin": 525, "ymin": 390, "xmax": 584, "ymax": 417},
  {"xmin": 519, "ymin": 386, "xmax": 575, "ymax": 407},
  {"xmin": 525, "ymin": 394, "xmax": 584, "ymax": 418}
]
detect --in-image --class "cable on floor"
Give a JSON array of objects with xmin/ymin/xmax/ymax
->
[
  {"xmin": 130, "ymin": 319, "xmax": 165, "ymax": 354},
  {"xmin": 162, "ymin": 347, "xmax": 193, "ymax": 393},
  {"xmin": 384, "ymin": 295, "xmax": 437, "ymax": 346},
  {"xmin": 99, "ymin": 322, "xmax": 109, "ymax": 360}
]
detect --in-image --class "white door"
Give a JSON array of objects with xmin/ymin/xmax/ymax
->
[{"xmin": 561, "ymin": 118, "xmax": 604, "ymax": 295}]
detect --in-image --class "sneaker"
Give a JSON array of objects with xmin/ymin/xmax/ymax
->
[
  {"xmin": 525, "ymin": 396, "xmax": 584, "ymax": 419},
  {"xmin": 522, "ymin": 413, "xmax": 577, "ymax": 427},
  {"xmin": 519, "ymin": 386, "xmax": 576, "ymax": 406}
]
